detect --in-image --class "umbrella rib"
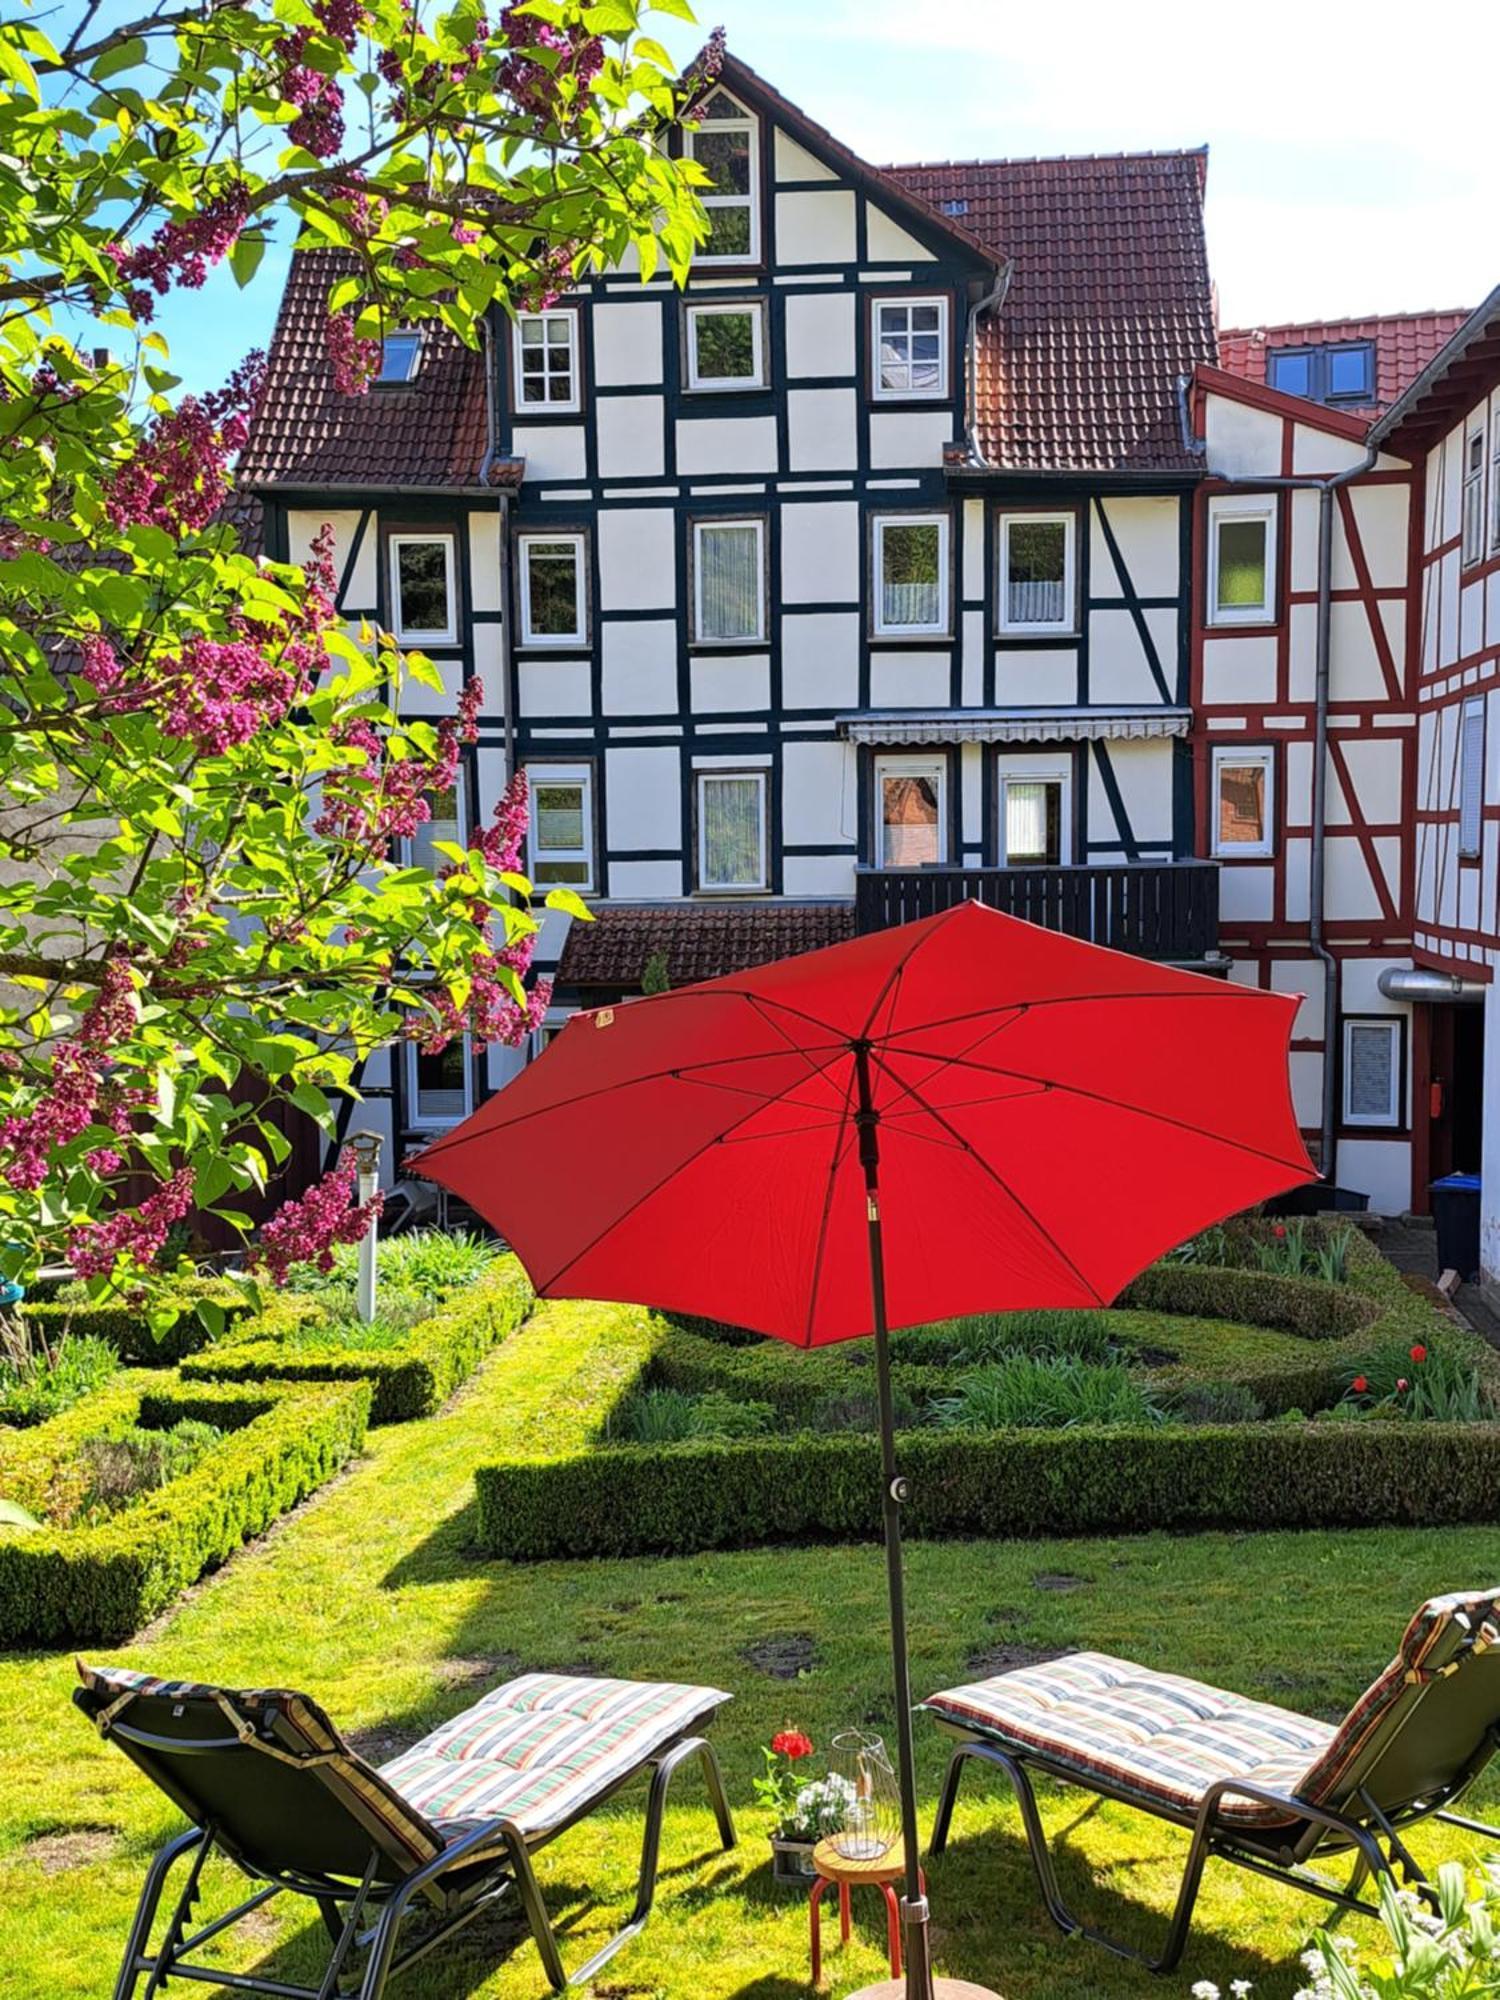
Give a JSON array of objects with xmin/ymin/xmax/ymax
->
[
  {"xmin": 881, "ymin": 983, "xmax": 1278, "ymax": 1048},
  {"xmin": 800, "ymin": 1059, "xmax": 862, "ymax": 1347},
  {"xmin": 885, "ymin": 1046, "xmax": 1310, "ymax": 1173},
  {"xmin": 856, "ymin": 902, "xmax": 967, "ymax": 1043},
  {"xmin": 868, "ymin": 1049, "xmax": 1107, "ymax": 1306},
  {"xmin": 527, "ymin": 1042, "xmax": 853, "ymax": 1296}
]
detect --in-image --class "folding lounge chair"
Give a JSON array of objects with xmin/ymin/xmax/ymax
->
[
  {"xmin": 922, "ymin": 1588, "xmax": 1500, "ymax": 1974},
  {"xmin": 75, "ymin": 1662, "xmax": 736, "ymax": 2000}
]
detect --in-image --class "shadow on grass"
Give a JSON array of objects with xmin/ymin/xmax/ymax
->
[{"xmin": 380, "ymin": 1495, "xmax": 488, "ymax": 1590}]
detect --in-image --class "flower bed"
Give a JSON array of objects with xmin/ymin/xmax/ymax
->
[
  {"xmin": 472, "ymin": 1222, "xmax": 1500, "ymax": 1559},
  {"xmin": 0, "ymin": 1373, "xmax": 370, "ymax": 1644},
  {"xmin": 178, "ymin": 1256, "xmax": 534, "ymax": 1422},
  {"xmin": 15, "ymin": 1278, "xmax": 279, "ymax": 1365}
]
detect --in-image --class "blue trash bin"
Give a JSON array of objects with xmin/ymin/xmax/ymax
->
[{"xmin": 1429, "ymin": 1173, "xmax": 1481, "ymax": 1282}]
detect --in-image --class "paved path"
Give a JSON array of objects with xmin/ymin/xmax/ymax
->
[{"xmin": 1366, "ymin": 1215, "xmax": 1500, "ymax": 1348}]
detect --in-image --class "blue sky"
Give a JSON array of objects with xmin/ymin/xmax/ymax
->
[{"xmin": 131, "ymin": 0, "xmax": 1499, "ymax": 398}]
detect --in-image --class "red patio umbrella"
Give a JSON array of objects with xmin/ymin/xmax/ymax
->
[{"xmin": 413, "ymin": 900, "xmax": 1314, "ymax": 2000}]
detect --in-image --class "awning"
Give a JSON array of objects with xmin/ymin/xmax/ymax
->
[{"xmin": 838, "ymin": 707, "xmax": 1193, "ymax": 746}]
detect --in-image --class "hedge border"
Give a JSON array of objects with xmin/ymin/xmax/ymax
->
[
  {"xmin": 473, "ymin": 1222, "xmax": 1500, "ymax": 1559},
  {"xmin": 178, "ymin": 1257, "xmax": 534, "ymax": 1423},
  {"xmin": 0, "ymin": 1373, "xmax": 370, "ymax": 1644},
  {"xmin": 17, "ymin": 1279, "xmax": 274, "ymax": 1365}
]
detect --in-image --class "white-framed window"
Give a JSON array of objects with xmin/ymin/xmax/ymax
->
[
  {"xmin": 512, "ymin": 309, "xmax": 580, "ymax": 412},
  {"xmin": 875, "ymin": 755, "xmax": 947, "ymax": 869},
  {"xmin": 692, "ymin": 518, "xmax": 765, "ymax": 644},
  {"xmin": 527, "ymin": 762, "xmax": 595, "ymax": 893},
  {"xmin": 873, "ymin": 513, "xmax": 949, "ymax": 637},
  {"xmin": 684, "ymin": 300, "xmax": 766, "ymax": 391},
  {"xmin": 1000, "ymin": 766, "xmax": 1071, "ymax": 866},
  {"xmin": 1211, "ymin": 746, "xmax": 1275, "ymax": 858},
  {"xmin": 1343, "ymin": 1017, "xmax": 1403, "ymax": 1130},
  {"xmin": 697, "ymin": 770, "xmax": 768, "ymax": 891},
  {"xmin": 997, "ymin": 511, "xmax": 1076, "ymax": 635},
  {"xmin": 872, "ymin": 298, "xmax": 949, "ymax": 400},
  {"xmin": 389, "ymin": 533, "xmax": 457, "ymax": 646},
  {"xmin": 684, "ymin": 89, "xmax": 759, "ymax": 263},
  {"xmin": 406, "ymin": 1035, "xmax": 473, "ymax": 1129},
  {"xmin": 518, "ymin": 533, "xmax": 586, "ymax": 647},
  {"xmin": 1207, "ymin": 496, "xmax": 1276, "ymax": 626},
  {"xmin": 1463, "ymin": 423, "xmax": 1487, "ymax": 567},
  {"xmin": 1460, "ymin": 695, "xmax": 1486, "ymax": 860},
  {"xmin": 403, "ymin": 768, "xmax": 468, "ymax": 875},
  {"xmin": 376, "ymin": 329, "xmax": 422, "ymax": 385},
  {"xmin": 1490, "ymin": 422, "xmax": 1500, "ymax": 552}
]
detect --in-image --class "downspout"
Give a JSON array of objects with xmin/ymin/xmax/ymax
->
[
  {"xmin": 964, "ymin": 259, "xmax": 1013, "ymax": 466},
  {"xmin": 477, "ymin": 312, "xmax": 516, "ymax": 775},
  {"xmin": 1180, "ymin": 374, "xmax": 1378, "ymax": 1186}
]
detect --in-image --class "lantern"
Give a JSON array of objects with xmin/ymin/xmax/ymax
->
[{"xmin": 828, "ymin": 1730, "xmax": 900, "ymax": 1863}]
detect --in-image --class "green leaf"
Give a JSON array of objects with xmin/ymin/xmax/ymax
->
[
  {"xmin": 544, "ymin": 887, "xmax": 594, "ymax": 922},
  {"xmin": 228, "ymin": 230, "xmax": 267, "ymax": 289},
  {"xmin": 194, "ymin": 1298, "xmax": 226, "ymax": 1339},
  {"xmin": 403, "ymin": 648, "xmax": 445, "ymax": 692},
  {"xmin": 0, "ymin": 1498, "xmax": 41, "ymax": 1534},
  {"xmin": 90, "ymin": 35, "xmax": 147, "ymax": 79}
]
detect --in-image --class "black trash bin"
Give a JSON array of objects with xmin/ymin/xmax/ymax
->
[{"xmin": 1429, "ymin": 1172, "xmax": 1481, "ymax": 1282}]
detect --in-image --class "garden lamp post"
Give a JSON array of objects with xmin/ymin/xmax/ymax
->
[{"xmin": 348, "ymin": 1130, "xmax": 383, "ymax": 1325}]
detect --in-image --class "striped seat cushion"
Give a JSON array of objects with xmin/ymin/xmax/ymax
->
[
  {"xmin": 378, "ymin": 1674, "xmax": 732, "ymax": 1842},
  {"xmin": 923, "ymin": 1652, "xmax": 1335, "ymax": 1827}
]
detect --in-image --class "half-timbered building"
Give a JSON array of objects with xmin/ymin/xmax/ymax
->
[{"xmin": 239, "ymin": 53, "xmax": 1219, "ymax": 1182}]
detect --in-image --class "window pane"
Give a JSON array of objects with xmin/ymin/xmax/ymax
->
[
  {"xmin": 700, "ymin": 89, "xmax": 749, "ymax": 119},
  {"xmin": 1216, "ymin": 519, "xmax": 1268, "ymax": 611},
  {"xmin": 536, "ymin": 783, "xmax": 584, "ymax": 851},
  {"xmin": 378, "ymin": 332, "xmax": 421, "ymax": 383},
  {"xmin": 396, "ymin": 541, "xmax": 450, "ymax": 634},
  {"xmin": 1328, "ymin": 346, "xmax": 1372, "ymax": 398},
  {"xmin": 693, "ymin": 310, "xmax": 757, "ymax": 381},
  {"xmin": 1347, "ymin": 1025, "xmax": 1395, "ymax": 1121},
  {"xmin": 703, "ymin": 777, "xmax": 763, "ymax": 886},
  {"xmin": 912, "ymin": 305, "xmax": 940, "ymax": 332},
  {"xmin": 520, "ymin": 320, "xmax": 544, "ymax": 346},
  {"xmin": 415, "ymin": 1039, "xmax": 467, "ymax": 1121},
  {"xmin": 526, "ymin": 542, "xmax": 580, "ymax": 637},
  {"xmin": 1006, "ymin": 781, "xmax": 1062, "ymax": 865},
  {"xmin": 1269, "ymin": 351, "xmax": 1312, "ymax": 397},
  {"xmin": 693, "ymin": 127, "xmax": 752, "ymax": 195},
  {"xmin": 880, "ymin": 521, "xmax": 942, "ymax": 628},
  {"xmin": 1461, "ymin": 702, "xmax": 1485, "ymax": 854},
  {"xmin": 1007, "ymin": 519, "xmax": 1068, "ymax": 625},
  {"xmin": 409, "ymin": 783, "xmax": 462, "ymax": 873},
  {"xmin": 1217, "ymin": 763, "xmax": 1267, "ymax": 847},
  {"xmin": 881, "ymin": 773, "xmax": 940, "ymax": 868},
  {"xmin": 698, "ymin": 524, "xmax": 761, "ymax": 639},
  {"xmin": 704, "ymin": 203, "xmax": 752, "ymax": 257}
]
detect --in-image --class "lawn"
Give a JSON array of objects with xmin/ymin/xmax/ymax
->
[{"xmin": 3, "ymin": 1299, "xmax": 1498, "ymax": 2000}]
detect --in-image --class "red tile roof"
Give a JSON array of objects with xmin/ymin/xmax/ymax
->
[
  {"xmin": 888, "ymin": 150, "xmax": 1215, "ymax": 472},
  {"xmin": 556, "ymin": 902, "xmax": 856, "ymax": 991},
  {"xmin": 1216, "ymin": 310, "xmax": 1473, "ymax": 415},
  {"xmin": 237, "ymin": 249, "xmax": 495, "ymax": 491}
]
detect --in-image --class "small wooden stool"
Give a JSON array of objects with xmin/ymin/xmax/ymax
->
[{"xmin": 808, "ymin": 1837, "xmax": 925, "ymax": 1987}]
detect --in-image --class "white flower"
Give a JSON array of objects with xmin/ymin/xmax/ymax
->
[
  {"xmin": 1231, "ymin": 1983, "xmax": 1254, "ymax": 1997},
  {"xmin": 1190, "ymin": 1984, "xmax": 1220, "ymax": 2000}
]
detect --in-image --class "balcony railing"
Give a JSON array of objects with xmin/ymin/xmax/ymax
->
[{"xmin": 854, "ymin": 861, "xmax": 1220, "ymax": 962}]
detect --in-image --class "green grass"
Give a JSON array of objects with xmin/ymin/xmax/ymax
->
[{"xmin": 3, "ymin": 1298, "xmax": 1498, "ymax": 2000}]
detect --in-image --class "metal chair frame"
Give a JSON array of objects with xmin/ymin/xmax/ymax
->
[
  {"xmin": 94, "ymin": 1710, "xmax": 736, "ymax": 2000},
  {"xmin": 930, "ymin": 1730, "xmax": 1500, "ymax": 1975}
]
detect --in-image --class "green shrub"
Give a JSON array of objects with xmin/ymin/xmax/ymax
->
[
  {"xmin": 811, "ymin": 1386, "xmax": 921, "ymax": 1433},
  {"xmin": 18, "ymin": 1279, "xmax": 263, "ymax": 1365},
  {"xmin": 1119, "ymin": 1260, "xmax": 1374, "ymax": 1341},
  {"xmin": 70, "ymin": 1418, "xmax": 223, "ymax": 1525},
  {"xmin": 180, "ymin": 1256, "xmax": 534, "ymax": 1423},
  {"xmin": 609, "ymin": 1387, "xmax": 777, "ymax": 1443},
  {"xmin": 288, "ymin": 1228, "xmax": 498, "ymax": 1299},
  {"xmin": 897, "ymin": 1309, "xmax": 1115, "ymax": 1365},
  {"xmin": 928, "ymin": 1354, "xmax": 1162, "ymax": 1430},
  {"xmin": 0, "ymin": 1374, "xmax": 370, "ymax": 1642},
  {"xmin": 475, "ymin": 1420, "xmax": 1500, "ymax": 1562},
  {"xmin": 0, "ymin": 1334, "xmax": 118, "ymax": 1427},
  {"xmin": 1165, "ymin": 1380, "xmax": 1265, "ymax": 1425}
]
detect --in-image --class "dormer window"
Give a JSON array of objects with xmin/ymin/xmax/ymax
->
[
  {"xmin": 376, "ymin": 330, "xmax": 422, "ymax": 385},
  {"xmin": 685, "ymin": 89, "xmax": 759, "ymax": 264},
  {"xmin": 1267, "ymin": 341, "xmax": 1375, "ymax": 407}
]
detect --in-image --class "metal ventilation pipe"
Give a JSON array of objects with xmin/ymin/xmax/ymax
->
[{"xmin": 1377, "ymin": 967, "xmax": 1487, "ymax": 1004}]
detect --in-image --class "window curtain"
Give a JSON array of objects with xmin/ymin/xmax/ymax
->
[
  {"xmin": 703, "ymin": 777, "xmax": 763, "ymax": 885},
  {"xmin": 1347, "ymin": 1026, "xmax": 1394, "ymax": 1121},
  {"xmin": 1005, "ymin": 781, "xmax": 1058, "ymax": 864},
  {"xmin": 699, "ymin": 526, "xmax": 760, "ymax": 639}
]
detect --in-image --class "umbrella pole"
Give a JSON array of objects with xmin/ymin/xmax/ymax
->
[{"xmin": 854, "ymin": 1045, "xmax": 933, "ymax": 2000}]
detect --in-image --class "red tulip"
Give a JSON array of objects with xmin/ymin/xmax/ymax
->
[
  {"xmin": 1410, "ymin": 1344, "xmax": 1428, "ymax": 1364},
  {"xmin": 1352, "ymin": 1376, "xmax": 1368, "ymax": 1394}
]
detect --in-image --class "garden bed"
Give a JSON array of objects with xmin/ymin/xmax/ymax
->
[
  {"xmin": 473, "ymin": 1221, "xmax": 1500, "ymax": 1559},
  {"xmin": 0, "ymin": 1374, "xmax": 370, "ymax": 1644},
  {"xmin": 179, "ymin": 1255, "xmax": 534, "ymax": 1422}
]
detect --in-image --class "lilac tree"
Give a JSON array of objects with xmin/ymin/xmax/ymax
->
[{"xmin": 0, "ymin": 0, "xmax": 716, "ymax": 1288}]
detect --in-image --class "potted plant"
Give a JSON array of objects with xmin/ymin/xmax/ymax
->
[{"xmin": 754, "ymin": 1730, "xmax": 855, "ymax": 1885}]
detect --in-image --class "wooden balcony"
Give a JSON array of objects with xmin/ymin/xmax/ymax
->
[{"xmin": 854, "ymin": 861, "xmax": 1220, "ymax": 963}]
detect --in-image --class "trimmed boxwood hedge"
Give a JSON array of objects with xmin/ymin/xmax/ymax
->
[
  {"xmin": 476, "ymin": 1420, "xmax": 1500, "ymax": 1561},
  {"xmin": 178, "ymin": 1257, "xmax": 534, "ymax": 1423},
  {"xmin": 0, "ymin": 1373, "xmax": 370, "ymax": 1644},
  {"xmin": 18, "ymin": 1279, "xmax": 280, "ymax": 1364}
]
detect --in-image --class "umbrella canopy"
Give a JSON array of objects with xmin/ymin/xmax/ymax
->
[
  {"xmin": 414, "ymin": 900, "xmax": 1314, "ymax": 1346},
  {"xmin": 413, "ymin": 899, "xmax": 1314, "ymax": 2000}
]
